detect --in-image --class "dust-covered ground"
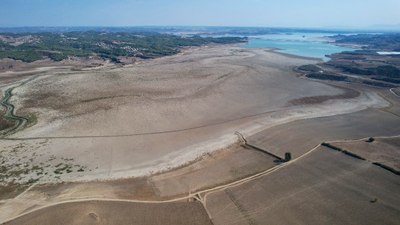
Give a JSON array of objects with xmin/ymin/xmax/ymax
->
[
  {"xmin": 206, "ymin": 147, "xmax": 400, "ymax": 225},
  {"xmin": 332, "ymin": 137, "xmax": 400, "ymax": 170},
  {"xmin": 2, "ymin": 200, "xmax": 212, "ymax": 225},
  {"xmin": 1, "ymin": 45, "xmax": 399, "ymax": 225},
  {"xmin": 0, "ymin": 143, "xmax": 279, "ymax": 221},
  {"xmin": 0, "ymin": 46, "xmax": 387, "ymax": 185}
]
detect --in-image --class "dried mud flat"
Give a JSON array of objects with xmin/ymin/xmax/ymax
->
[
  {"xmin": 1, "ymin": 45, "xmax": 399, "ymax": 224},
  {"xmin": 1, "ymin": 45, "xmax": 386, "ymax": 184}
]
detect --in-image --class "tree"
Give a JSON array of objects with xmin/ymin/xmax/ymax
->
[
  {"xmin": 285, "ymin": 152, "xmax": 292, "ymax": 162},
  {"xmin": 366, "ymin": 137, "xmax": 375, "ymax": 143}
]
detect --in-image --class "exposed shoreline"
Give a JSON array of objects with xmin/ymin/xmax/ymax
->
[
  {"xmin": 1, "ymin": 44, "xmax": 399, "ymax": 225},
  {"xmin": 0, "ymin": 45, "xmax": 389, "ymax": 185}
]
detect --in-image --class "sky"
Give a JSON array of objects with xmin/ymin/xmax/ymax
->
[{"xmin": 0, "ymin": 0, "xmax": 400, "ymax": 28}]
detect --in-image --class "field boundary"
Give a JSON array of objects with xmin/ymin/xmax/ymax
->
[
  {"xmin": 390, "ymin": 88, "xmax": 400, "ymax": 97},
  {"xmin": 322, "ymin": 142, "xmax": 400, "ymax": 176},
  {"xmin": 372, "ymin": 162, "xmax": 400, "ymax": 176},
  {"xmin": 235, "ymin": 131, "xmax": 284, "ymax": 160},
  {"xmin": 321, "ymin": 142, "xmax": 366, "ymax": 160},
  {"xmin": 2, "ymin": 134, "xmax": 400, "ymax": 224}
]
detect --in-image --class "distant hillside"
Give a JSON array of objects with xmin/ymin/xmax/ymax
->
[
  {"xmin": 332, "ymin": 33, "xmax": 400, "ymax": 51},
  {"xmin": 0, "ymin": 32, "xmax": 247, "ymax": 63}
]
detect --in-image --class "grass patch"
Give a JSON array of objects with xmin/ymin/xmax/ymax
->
[{"xmin": 24, "ymin": 113, "xmax": 38, "ymax": 129}]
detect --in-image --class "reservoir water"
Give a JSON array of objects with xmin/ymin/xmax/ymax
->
[{"xmin": 243, "ymin": 33, "xmax": 355, "ymax": 61}]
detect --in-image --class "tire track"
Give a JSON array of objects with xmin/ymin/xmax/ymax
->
[
  {"xmin": 0, "ymin": 108, "xmax": 283, "ymax": 140},
  {"xmin": 3, "ymin": 133, "xmax": 400, "ymax": 224}
]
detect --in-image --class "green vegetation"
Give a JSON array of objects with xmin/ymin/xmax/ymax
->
[
  {"xmin": 371, "ymin": 65, "xmax": 400, "ymax": 78},
  {"xmin": 332, "ymin": 65, "xmax": 374, "ymax": 76},
  {"xmin": 298, "ymin": 64, "xmax": 321, "ymax": 72},
  {"xmin": 333, "ymin": 33, "xmax": 400, "ymax": 51},
  {"xmin": 0, "ymin": 81, "xmax": 32, "ymax": 136},
  {"xmin": 362, "ymin": 80, "xmax": 395, "ymax": 88},
  {"xmin": 284, "ymin": 152, "xmax": 292, "ymax": 162},
  {"xmin": 54, "ymin": 163, "xmax": 77, "ymax": 175},
  {"xmin": 24, "ymin": 113, "xmax": 38, "ymax": 129},
  {"xmin": 0, "ymin": 32, "xmax": 247, "ymax": 63},
  {"xmin": 314, "ymin": 33, "xmax": 400, "ymax": 87},
  {"xmin": 0, "ymin": 112, "xmax": 14, "ymax": 131},
  {"xmin": 322, "ymin": 142, "xmax": 342, "ymax": 151},
  {"xmin": 337, "ymin": 65, "xmax": 400, "ymax": 78},
  {"xmin": 306, "ymin": 73, "xmax": 348, "ymax": 81},
  {"xmin": 366, "ymin": 137, "xmax": 375, "ymax": 143},
  {"xmin": 370, "ymin": 198, "xmax": 378, "ymax": 203},
  {"xmin": 300, "ymin": 46, "xmax": 400, "ymax": 87}
]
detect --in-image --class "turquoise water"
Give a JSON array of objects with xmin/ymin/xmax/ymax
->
[{"xmin": 243, "ymin": 33, "xmax": 355, "ymax": 61}]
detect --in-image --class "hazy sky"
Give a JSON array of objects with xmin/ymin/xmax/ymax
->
[{"xmin": 1, "ymin": 0, "xmax": 399, "ymax": 28}]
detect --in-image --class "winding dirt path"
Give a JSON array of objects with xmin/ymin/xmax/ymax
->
[
  {"xmin": 0, "ymin": 108, "xmax": 283, "ymax": 140},
  {"xmin": 4, "ymin": 132, "xmax": 399, "ymax": 224},
  {"xmin": 390, "ymin": 88, "xmax": 400, "ymax": 97}
]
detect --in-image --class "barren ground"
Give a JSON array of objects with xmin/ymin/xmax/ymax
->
[
  {"xmin": 1, "ymin": 45, "xmax": 399, "ymax": 225},
  {"xmin": 0, "ymin": 143, "xmax": 279, "ymax": 221},
  {"xmin": 206, "ymin": 147, "xmax": 400, "ymax": 225},
  {"xmin": 247, "ymin": 85, "xmax": 400, "ymax": 159},
  {"xmin": 3, "ymin": 200, "xmax": 212, "ymax": 225},
  {"xmin": 332, "ymin": 137, "xmax": 400, "ymax": 170},
  {"xmin": 1, "ymin": 45, "xmax": 385, "ymax": 184}
]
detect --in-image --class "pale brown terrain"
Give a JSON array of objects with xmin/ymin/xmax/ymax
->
[
  {"xmin": 332, "ymin": 137, "xmax": 400, "ymax": 171},
  {"xmin": 1, "ymin": 45, "xmax": 399, "ymax": 225},
  {"xmin": 247, "ymin": 86, "xmax": 400, "ymax": 159},
  {"xmin": 0, "ymin": 143, "xmax": 279, "ymax": 221},
  {"xmin": 206, "ymin": 147, "xmax": 400, "ymax": 225},
  {"xmin": 0, "ymin": 57, "xmax": 109, "ymax": 73},
  {"xmin": 2, "ymin": 45, "xmax": 384, "ymax": 185},
  {"xmin": 149, "ymin": 144, "xmax": 278, "ymax": 197},
  {"xmin": 3, "ymin": 201, "xmax": 212, "ymax": 225}
]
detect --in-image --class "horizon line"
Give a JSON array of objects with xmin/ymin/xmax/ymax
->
[{"xmin": 0, "ymin": 25, "xmax": 399, "ymax": 32}]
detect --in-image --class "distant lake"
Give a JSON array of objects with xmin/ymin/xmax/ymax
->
[{"xmin": 243, "ymin": 33, "xmax": 355, "ymax": 61}]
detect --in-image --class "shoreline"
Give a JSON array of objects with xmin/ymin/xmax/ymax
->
[
  {"xmin": 240, "ymin": 44, "xmax": 324, "ymax": 62},
  {"xmin": 0, "ymin": 43, "xmax": 321, "ymax": 76}
]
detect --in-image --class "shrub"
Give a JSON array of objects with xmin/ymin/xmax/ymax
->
[
  {"xmin": 367, "ymin": 137, "xmax": 375, "ymax": 143},
  {"xmin": 285, "ymin": 152, "xmax": 292, "ymax": 162}
]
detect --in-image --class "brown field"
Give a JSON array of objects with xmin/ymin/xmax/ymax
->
[
  {"xmin": 2, "ymin": 201, "xmax": 212, "ymax": 225},
  {"xmin": 150, "ymin": 144, "xmax": 277, "ymax": 197},
  {"xmin": 1, "ymin": 45, "xmax": 380, "ymax": 185},
  {"xmin": 288, "ymin": 84, "xmax": 360, "ymax": 105},
  {"xmin": 332, "ymin": 137, "xmax": 400, "ymax": 170},
  {"xmin": 1, "ymin": 45, "xmax": 399, "ymax": 224},
  {"xmin": 0, "ymin": 184, "xmax": 29, "ymax": 200},
  {"xmin": 206, "ymin": 147, "xmax": 400, "ymax": 225},
  {"xmin": 0, "ymin": 143, "xmax": 277, "ymax": 221},
  {"xmin": 247, "ymin": 106, "xmax": 400, "ymax": 159}
]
